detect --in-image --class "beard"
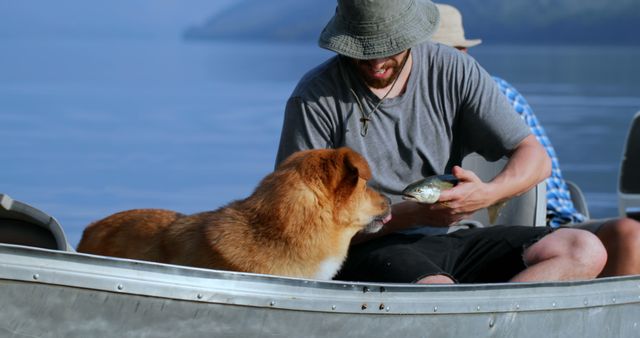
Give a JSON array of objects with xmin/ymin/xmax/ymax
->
[{"xmin": 352, "ymin": 52, "xmax": 409, "ymax": 89}]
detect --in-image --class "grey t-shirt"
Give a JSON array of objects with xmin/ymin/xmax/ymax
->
[{"xmin": 276, "ymin": 41, "xmax": 530, "ymax": 203}]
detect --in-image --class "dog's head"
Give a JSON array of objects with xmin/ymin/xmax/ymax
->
[{"xmin": 267, "ymin": 147, "xmax": 391, "ymax": 234}]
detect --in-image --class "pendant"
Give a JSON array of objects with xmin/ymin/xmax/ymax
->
[{"xmin": 360, "ymin": 117, "xmax": 370, "ymax": 137}]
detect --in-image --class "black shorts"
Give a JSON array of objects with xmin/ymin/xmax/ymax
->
[{"xmin": 335, "ymin": 225, "xmax": 554, "ymax": 284}]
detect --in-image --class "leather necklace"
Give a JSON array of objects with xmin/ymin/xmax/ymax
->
[{"xmin": 348, "ymin": 51, "xmax": 410, "ymax": 137}]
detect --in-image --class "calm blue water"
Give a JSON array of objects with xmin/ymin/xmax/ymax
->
[{"xmin": 2, "ymin": 37, "xmax": 639, "ymax": 247}]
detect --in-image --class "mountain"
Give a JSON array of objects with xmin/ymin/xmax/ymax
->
[
  {"xmin": 184, "ymin": 0, "xmax": 334, "ymax": 42},
  {"xmin": 184, "ymin": 0, "xmax": 640, "ymax": 45}
]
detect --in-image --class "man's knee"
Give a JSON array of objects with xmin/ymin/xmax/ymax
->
[
  {"xmin": 416, "ymin": 274, "xmax": 455, "ymax": 284},
  {"xmin": 598, "ymin": 218, "xmax": 640, "ymax": 249},
  {"xmin": 524, "ymin": 228, "xmax": 607, "ymax": 276},
  {"xmin": 596, "ymin": 218, "xmax": 640, "ymax": 276}
]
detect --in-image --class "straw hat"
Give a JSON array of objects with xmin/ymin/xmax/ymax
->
[
  {"xmin": 431, "ymin": 4, "xmax": 482, "ymax": 48},
  {"xmin": 318, "ymin": 0, "xmax": 441, "ymax": 60}
]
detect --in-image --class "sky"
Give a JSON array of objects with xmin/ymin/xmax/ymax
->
[{"xmin": 0, "ymin": 0, "xmax": 235, "ymax": 39}]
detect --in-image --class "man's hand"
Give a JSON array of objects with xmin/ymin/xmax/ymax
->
[{"xmin": 435, "ymin": 165, "xmax": 495, "ymax": 218}]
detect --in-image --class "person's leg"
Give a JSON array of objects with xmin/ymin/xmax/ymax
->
[
  {"xmin": 511, "ymin": 228, "xmax": 607, "ymax": 282},
  {"xmin": 336, "ymin": 226, "xmax": 607, "ymax": 284},
  {"xmin": 591, "ymin": 218, "xmax": 640, "ymax": 276},
  {"xmin": 334, "ymin": 233, "xmax": 458, "ymax": 284},
  {"xmin": 416, "ymin": 274, "xmax": 455, "ymax": 284},
  {"xmin": 428, "ymin": 226, "xmax": 555, "ymax": 283}
]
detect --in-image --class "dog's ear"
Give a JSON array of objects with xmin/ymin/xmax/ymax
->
[
  {"xmin": 338, "ymin": 147, "xmax": 372, "ymax": 181},
  {"xmin": 329, "ymin": 147, "xmax": 371, "ymax": 202}
]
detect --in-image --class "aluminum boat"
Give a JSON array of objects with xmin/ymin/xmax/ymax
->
[{"xmin": 1, "ymin": 111, "xmax": 638, "ymax": 337}]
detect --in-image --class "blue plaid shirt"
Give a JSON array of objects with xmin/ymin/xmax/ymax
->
[{"xmin": 493, "ymin": 76, "xmax": 586, "ymax": 227}]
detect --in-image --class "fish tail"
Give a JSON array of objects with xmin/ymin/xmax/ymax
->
[{"xmin": 487, "ymin": 201, "xmax": 508, "ymax": 224}]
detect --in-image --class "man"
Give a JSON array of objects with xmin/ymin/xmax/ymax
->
[
  {"xmin": 430, "ymin": 3, "xmax": 584, "ymax": 227},
  {"xmin": 431, "ymin": 3, "xmax": 640, "ymax": 277},
  {"xmin": 276, "ymin": 0, "xmax": 606, "ymax": 284}
]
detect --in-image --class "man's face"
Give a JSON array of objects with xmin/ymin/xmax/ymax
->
[{"xmin": 351, "ymin": 50, "xmax": 410, "ymax": 89}]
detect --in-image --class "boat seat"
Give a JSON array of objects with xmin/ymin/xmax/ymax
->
[
  {"xmin": 618, "ymin": 111, "xmax": 640, "ymax": 221},
  {"xmin": 461, "ymin": 153, "xmax": 546, "ymax": 227},
  {"xmin": 566, "ymin": 180, "xmax": 590, "ymax": 220},
  {"xmin": 0, "ymin": 194, "xmax": 73, "ymax": 251}
]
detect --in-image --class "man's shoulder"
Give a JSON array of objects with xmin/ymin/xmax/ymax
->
[
  {"xmin": 414, "ymin": 41, "xmax": 482, "ymax": 78},
  {"xmin": 416, "ymin": 41, "xmax": 474, "ymax": 61},
  {"xmin": 291, "ymin": 56, "xmax": 342, "ymax": 99}
]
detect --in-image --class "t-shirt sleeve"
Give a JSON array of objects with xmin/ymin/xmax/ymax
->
[
  {"xmin": 458, "ymin": 61, "xmax": 531, "ymax": 161},
  {"xmin": 275, "ymin": 96, "xmax": 334, "ymax": 168}
]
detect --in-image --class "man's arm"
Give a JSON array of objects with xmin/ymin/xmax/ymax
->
[
  {"xmin": 438, "ymin": 134, "xmax": 551, "ymax": 215},
  {"xmin": 352, "ymin": 134, "xmax": 550, "ymax": 244}
]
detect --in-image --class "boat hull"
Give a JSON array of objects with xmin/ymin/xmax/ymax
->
[{"xmin": 1, "ymin": 244, "xmax": 639, "ymax": 337}]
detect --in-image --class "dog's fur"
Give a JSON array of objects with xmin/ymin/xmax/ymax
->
[{"xmin": 77, "ymin": 147, "xmax": 391, "ymax": 279}]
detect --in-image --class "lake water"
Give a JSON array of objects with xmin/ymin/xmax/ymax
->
[{"xmin": 1, "ymin": 37, "xmax": 639, "ymax": 247}]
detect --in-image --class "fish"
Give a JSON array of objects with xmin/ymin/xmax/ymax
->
[
  {"xmin": 402, "ymin": 174, "xmax": 459, "ymax": 204},
  {"xmin": 402, "ymin": 174, "xmax": 507, "ymax": 224}
]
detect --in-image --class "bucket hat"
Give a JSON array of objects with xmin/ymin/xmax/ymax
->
[
  {"xmin": 319, "ymin": 0, "xmax": 440, "ymax": 60},
  {"xmin": 430, "ymin": 4, "xmax": 481, "ymax": 48}
]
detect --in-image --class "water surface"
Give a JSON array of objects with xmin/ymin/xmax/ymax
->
[{"xmin": 1, "ymin": 37, "xmax": 639, "ymax": 247}]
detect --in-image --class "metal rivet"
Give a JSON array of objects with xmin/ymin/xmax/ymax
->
[
  {"xmin": 32, "ymin": 274, "xmax": 39, "ymax": 280},
  {"xmin": 552, "ymin": 302, "xmax": 557, "ymax": 308},
  {"xmin": 584, "ymin": 299, "xmax": 589, "ymax": 306},
  {"xmin": 489, "ymin": 319, "xmax": 495, "ymax": 328},
  {"xmin": 196, "ymin": 294, "xmax": 203, "ymax": 300},
  {"xmin": 433, "ymin": 306, "xmax": 438, "ymax": 312},
  {"xmin": 332, "ymin": 305, "xmax": 337, "ymax": 310},
  {"xmin": 363, "ymin": 287, "xmax": 370, "ymax": 293},
  {"xmin": 515, "ymin": 304, "xmax": 520, "ymax": 310},
  {"xmin": 612, "ymin": 298, "xmax": 617, "ymax": 304},
  {"xmin": 270, "ymin": 301, "xmax": 276, "ymax": 306},
  {"xmin": 385, "ymin": 306, "xmax": 390, "ymax": 312},
  {"xmin": 476, "ymin": 306, "xmax": 481, "ymax": 311},
  {"xmin": 117, "ymin": 284, "xmax": 123, "ymax": 291}
]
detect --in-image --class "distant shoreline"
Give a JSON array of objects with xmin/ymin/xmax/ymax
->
[{"xmin": 185, "ymin": 0, "xmax": 640, "ymax": 47}]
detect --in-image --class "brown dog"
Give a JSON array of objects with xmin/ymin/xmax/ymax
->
[{"xmin": 77, "ymin": 147, "xmax": 391, "ymax": 279}]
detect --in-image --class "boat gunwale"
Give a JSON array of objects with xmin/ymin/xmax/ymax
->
[{"xmin": 1, "ymin": 243, "xmax": 639, "ymax": 315}]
